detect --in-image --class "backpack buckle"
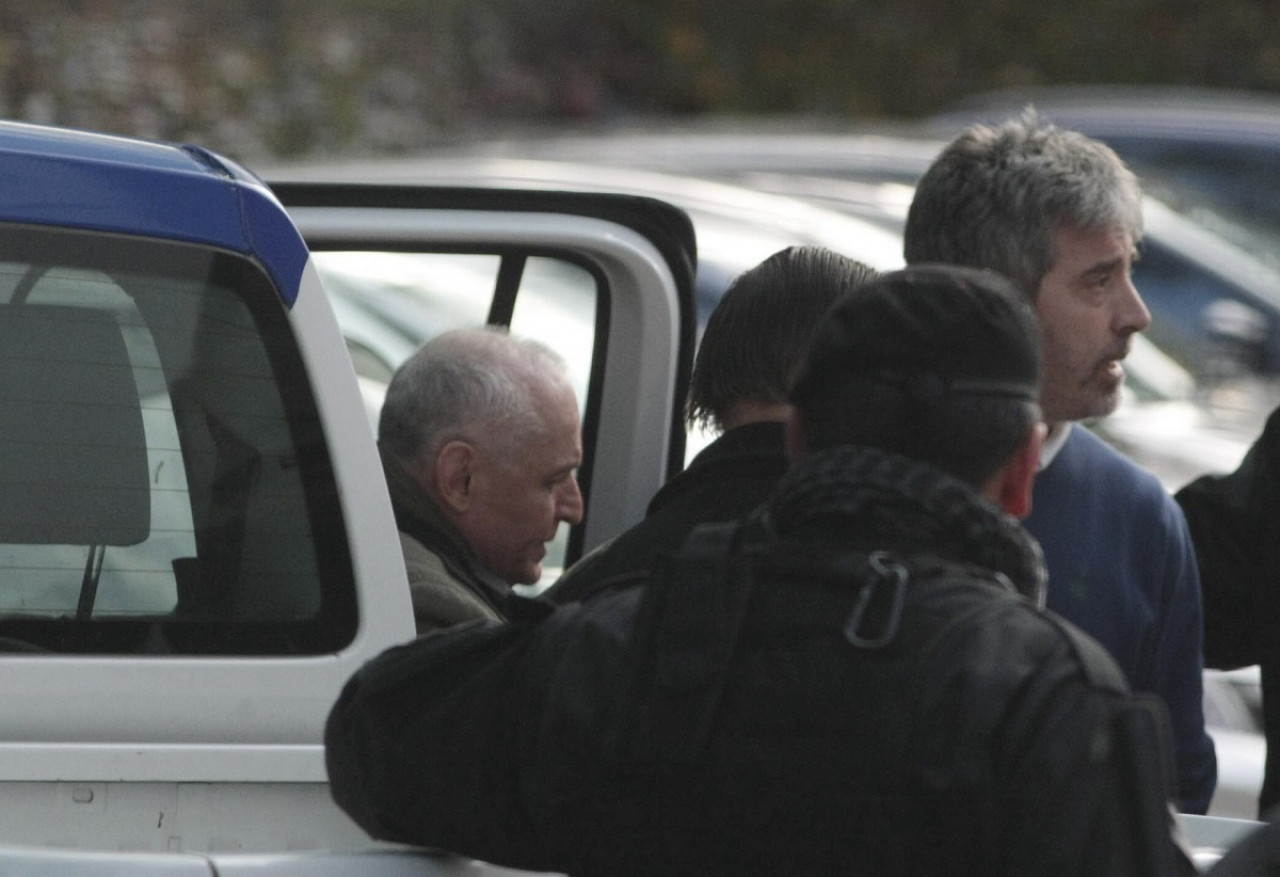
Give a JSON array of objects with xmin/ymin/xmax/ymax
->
[{"xmin": 844, "ymin": 551, "xmax": 909, "ymax": 649}]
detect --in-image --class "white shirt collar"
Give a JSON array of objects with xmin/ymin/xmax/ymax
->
[{"xmin": 1038, "ymin": 422, "xmax": 1072, "ymax": 471}]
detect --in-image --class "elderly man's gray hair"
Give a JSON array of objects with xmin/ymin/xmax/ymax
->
[{"xmin": 378, "ymin": 326, "xmax": 572, "ymax": 465}]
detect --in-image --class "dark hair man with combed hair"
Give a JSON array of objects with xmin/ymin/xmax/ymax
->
[
  {"xmin": 326, "ymin": 264, "xmax": 1195, "ymax": 877},
  {"xmin": 904, "ymin": 111, "xmax": 1216, "ymax": 814},
  {"xmin": 544, "ymin": 245, "xmax": 879, "ymax": 604},
  {"xmin": 685, "ymin": 245, "xmax": 880, "ymax": 433}
]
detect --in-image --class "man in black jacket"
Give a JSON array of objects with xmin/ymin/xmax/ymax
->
[
  {"xmin": 1178, "ymin": 406, "xmax": 1280, "ymax": 816},
  {"xmin": 545, "ymin": 245, "xmax": 878, "ymax": 603},
  {"xmin": 326, "ymin": 265, "xmax": 1193, "ymax": 876}
]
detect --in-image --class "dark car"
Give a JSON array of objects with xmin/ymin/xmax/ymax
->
[{"xmin": 415, "ymin": 123, "xmax": 1280, "ymax": 385}]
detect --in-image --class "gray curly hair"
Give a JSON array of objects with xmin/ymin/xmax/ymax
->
[
  {"xmin": 904, "ymin": 109, "xmax": 1143, "ymax": 299},
  {"xmin": 378, "ymin": 326, "xmax": 571, "ymax": 465}
]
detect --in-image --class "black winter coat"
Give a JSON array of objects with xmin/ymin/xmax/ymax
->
[
  {"xmin": 328, "ymin": 446, "xmax": 1192, "ymax": 876},
  {"xmin": 544, "ymin": 421, "xmax": 788, "ymax": 603},
  {"xmin": 1177, "ymin": 403, "xmax": 1280, "ymax": 814}
]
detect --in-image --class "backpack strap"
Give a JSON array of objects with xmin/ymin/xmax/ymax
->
[
  {"xmin": 1042, "ymin": 610, "xmax": 1187, "ymax": 875},
  {"xmin": 1043, "ymin": 610, "xmax": 1131, "ymax": 695},
  {"xmin": 613, "ymin": 532, "xmax": 1035, "ymax": 761},
  {"xmin": 611, "ymin": 520, "xmax": 752, "ymax": 764}
]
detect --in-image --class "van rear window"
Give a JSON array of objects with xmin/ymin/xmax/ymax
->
[{"xmin": 0, "ymin": 225, "xmax": 355, "ymax": 655}]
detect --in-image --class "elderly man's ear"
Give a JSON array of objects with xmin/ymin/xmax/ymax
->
[{"xmin": 430, "ymin": 440, "xmax": 477, "ymax": 514}]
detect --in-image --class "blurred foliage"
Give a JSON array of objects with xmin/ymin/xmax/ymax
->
[{"xmin": 0, "ymin": 0, "xmax": 1278, "ymax": 159}]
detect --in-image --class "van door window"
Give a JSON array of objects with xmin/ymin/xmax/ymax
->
[{"xmin": 0, "ymin": 226, "xmax": 355, "ymax": 654}]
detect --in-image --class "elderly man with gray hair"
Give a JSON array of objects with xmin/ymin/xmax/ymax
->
[{"xmin": 378, "ymin": 327, "xmax": 584, "ymax": 634}]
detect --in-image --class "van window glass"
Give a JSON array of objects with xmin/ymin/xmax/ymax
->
[{"xmin": 0, "ymin": 225, "xmax": 354, "ymax": 654}]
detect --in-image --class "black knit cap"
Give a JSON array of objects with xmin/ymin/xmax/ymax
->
[{"xmin": 790, "ymin": 263, "xmax": 1041, "ymax": 407}]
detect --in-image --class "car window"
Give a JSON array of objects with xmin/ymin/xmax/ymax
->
[
  {"xmin": 0, "ymin": 225, "xmax": 355, "ymax": 654},
  {"xmin": 311, "ymin": 249, "xmax": 600, "ymax": 580},
  {"xmin": 1133, "ymin": 241, "xmax": 1277, "ymax": 380},
  {"xmin": 1109, "ymin": 140, "xmax": 1280, "ymax": 239}
]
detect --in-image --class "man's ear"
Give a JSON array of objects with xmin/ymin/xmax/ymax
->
[
  {"xmin": 433, "ymin": 440, "xmax": 476, "ymax": 514},
  {"xmin": 992, "ymin": 423, "xmax": 1046, "ymax": 518}
]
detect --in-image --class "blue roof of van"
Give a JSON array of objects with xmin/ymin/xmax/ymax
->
[{"xmin": 0, "ymin": 121, "xmax": 308, "ymax": 305}]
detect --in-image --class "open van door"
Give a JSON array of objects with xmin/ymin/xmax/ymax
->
[
  {"xmin": 270, "ymin": 182, "xmax": 698, "ymax": 575},
  {"xmin": 0, "ymin": 121, "xmax": 695, "ymax": 854}
]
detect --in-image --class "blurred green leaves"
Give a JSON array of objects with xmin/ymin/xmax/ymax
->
[{"xmin": 1, "ymin": 0, "xmax": 1277, "ymax": 159}]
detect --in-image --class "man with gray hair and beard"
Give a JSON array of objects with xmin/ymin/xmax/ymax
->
[
  {"xmin": 904, "ymin": 111, "xmax": 1216, "ymax": 813},
  {"xmin": 377, "ymin": 327, "xmax": 584, "ymax": 634}
]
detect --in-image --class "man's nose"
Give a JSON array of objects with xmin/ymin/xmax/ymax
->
[
  {"xmin": 1116, "ymin": 272, "xmax": 1152, "ymax": 336},
  {"xmin": 558, "ymin": 476, "xmax": 584, "ymax": 525}
]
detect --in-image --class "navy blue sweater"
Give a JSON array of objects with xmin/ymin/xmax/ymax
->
[{"xmin": 1026, "ymin": 425, "xmax": 1217, "ymax": 813}]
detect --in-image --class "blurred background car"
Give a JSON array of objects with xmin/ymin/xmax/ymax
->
[
  {"xmin": 271, "ymin": 152, "xmax": 1259, "ymax": 482},
  {"xmin": 272, "ymin": 155, "xmax": 906, "ymax": 328},
  {"xmin": 1204, "ymin": 666, "xmax": 1266, "ymax": 818},
  {"xmin": 400, "ymin": 125, "xmax": 1280, "ymax": 392},
  {"xmin": 321, "ymin": 135, "xmax": 1276, "ymax": 471},
  {"xmin": 268, "ymin": 146, "xmax": 1266, "ymax": 817}
]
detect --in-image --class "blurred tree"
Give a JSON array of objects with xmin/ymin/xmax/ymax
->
[{"xmin": 0, "ymin": 0, "xmax": 1277, "ymax": 159}]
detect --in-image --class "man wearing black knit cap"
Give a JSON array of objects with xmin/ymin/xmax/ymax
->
[
  {"xmin": 546, "ymin": 245, "xmax": 879, "ymax": 604},
  {"xmin": 324, "ymin": 265, "xmax": 1193, "ymax": 877}
]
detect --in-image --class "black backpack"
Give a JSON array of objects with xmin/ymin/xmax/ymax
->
[{"xmin": 326, "ymin": 520, "xmax": 1194, "ymax": 876}]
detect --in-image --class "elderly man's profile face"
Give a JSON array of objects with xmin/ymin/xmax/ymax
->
[{"xmin": 457, "ymin": 380, "xmax": 584, "ymax": 585}]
